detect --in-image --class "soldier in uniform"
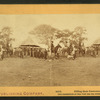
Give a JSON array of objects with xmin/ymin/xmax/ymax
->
[
  {"xmin": 44, "ymin": 49, "xmax": 48, "ymax": 60},
  {"xmin": 51, "ymin": 41, "xmax": 54, "ymax": 53}
]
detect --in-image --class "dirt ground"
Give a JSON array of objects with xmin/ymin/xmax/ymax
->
[{"xmin": 0, "ymin": 56, "xmax": 100, "ymax": 86}]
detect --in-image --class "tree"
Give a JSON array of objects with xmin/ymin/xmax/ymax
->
[
  {"xmin": 58, "ymin": 27, "xmax": 87, "ymax": 48},
  {"xmin": 0, "ymin": 27, "xmax": 15, "ymax": 50},
  {"xmin": 29, "ymin": 24, "xmax": 58, "ymax": 44},
  {"xmin": 72, "ymin": 26, "xmax": 87, "ymax": 47},
  {"xmin": 29, "ymin": 25, "xmax": 87, "ymax": 49}
]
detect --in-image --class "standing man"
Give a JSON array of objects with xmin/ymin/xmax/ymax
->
[
  {"xmin": 44, "ymin": 49, "xmax": 48, "ymax": 60},
  {"xmin": 51, "ymin": 41, "xmax": 54, "ymax": 53},
  {"xmin": 72, "ymin": 45, "xmax": 77, "ymax": 60},
  {"xmin": 57, "ymin": 47, "xmax": 60, "ymax": 59},
  {"xmin": 0, "ymin": 46, "xmax": 4, "ymax": 60},
  {"xmin": 95, "ymin": 46, "xmax": 99, "ymax": 56}
]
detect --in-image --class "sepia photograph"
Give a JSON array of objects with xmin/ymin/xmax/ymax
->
[{"xmin": 0, "ymin": 14, "xmax": 100, "ymax": 86}]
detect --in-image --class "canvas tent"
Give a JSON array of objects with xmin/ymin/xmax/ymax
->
[
  {"xmin": 93, "ymin": 38, "xmax": 100, "ymax": 46},
  {"xmin": 38, "ymin": 44, "xmax": 48, "ymax": 49},
  {"xmin": 21, "ymin": 36, "xmax": 49, "ymax": 49},
  {"xmin": 21, "ymin": 36, "xmax": 39, "ymax": 47}
]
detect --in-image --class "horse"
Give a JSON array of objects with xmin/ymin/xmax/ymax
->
[
  {"xmin": 78, "ymin": 46, "xmax": 86, "ymax": 56},
  {"xmin": 53, "ymin": 44, "xmax": 62, "ymax": 58},
  {"xmin": 61, "ymin": 46, "xmax": 68, "ymax": 56},
  {"xmin": 61, "ymin": 45, "xmax": 73, "ymax": 57}
]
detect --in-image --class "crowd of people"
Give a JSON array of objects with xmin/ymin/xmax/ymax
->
[
  {"xmin": 50, "ymin": 41, "xmax": 99, "ymax": 60},
  {"xmin": 0, "ymin": 41, "xmax": 99, "ymax": 60},
  {"xmin": 11, "ymin": 47, "xmax": 48, "ymax": 60}
]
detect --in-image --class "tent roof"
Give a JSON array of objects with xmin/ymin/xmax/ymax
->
[
  {"xmin": 21, "ymin": 36, "xmax": 39, "ymax": 46},
  {"xmin": 38, "ymin": 44, "xmax": 48, "ymax": 49},
  {"xmin": 93, "ymin": 38, "xmax": 100, "ymax": 45},
  {"xmin": 21, "ymin": 36, "xmax": 49, "ymax": 49}
]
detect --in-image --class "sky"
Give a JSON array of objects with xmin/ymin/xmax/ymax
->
[{"xmin": 0, "ymin": 14, "xmax": 100, "ymax": 47}]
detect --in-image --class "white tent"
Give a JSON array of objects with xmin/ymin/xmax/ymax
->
[
  {"xmin": 93, "ymin": 38, "xmax": 100, "ymax": 45},
  {"xmin": 53, "ymin": 38, "xmax": 62, "ymax": 47},
  {"xmin": 38, "ymin": 44, "xmax": 48, "ymax": 49},
  {"xmin": 21, "ymin": 36, "xmax": 39, "ymax": 47}
]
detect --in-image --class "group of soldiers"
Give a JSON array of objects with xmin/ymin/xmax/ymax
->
[
  {"xmin": 0, "ymin": 41, "xmax": 99, "ymax": 60},
  {"xmin": 14, "ymin": 46, "xmax": 48, "ymax": 60},
  {"xmin": 85, "ymin": 45, "xmax": 99, "ymax": 57}
]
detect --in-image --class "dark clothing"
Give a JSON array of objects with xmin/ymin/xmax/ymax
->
[
  {"xmin": 95, "ymin": 46, "xmax": 99, "ymax": 55},
  {"xmin": 51, "ymin": 43, "xmax": 54, "ymax": 53},
  {"xmin": 73, "ymin": 52, "xmax": 76, "ymax": 60},
  {"xmin": 44, "ymin": 50, "xmax": 48, "ymax": 59}
]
